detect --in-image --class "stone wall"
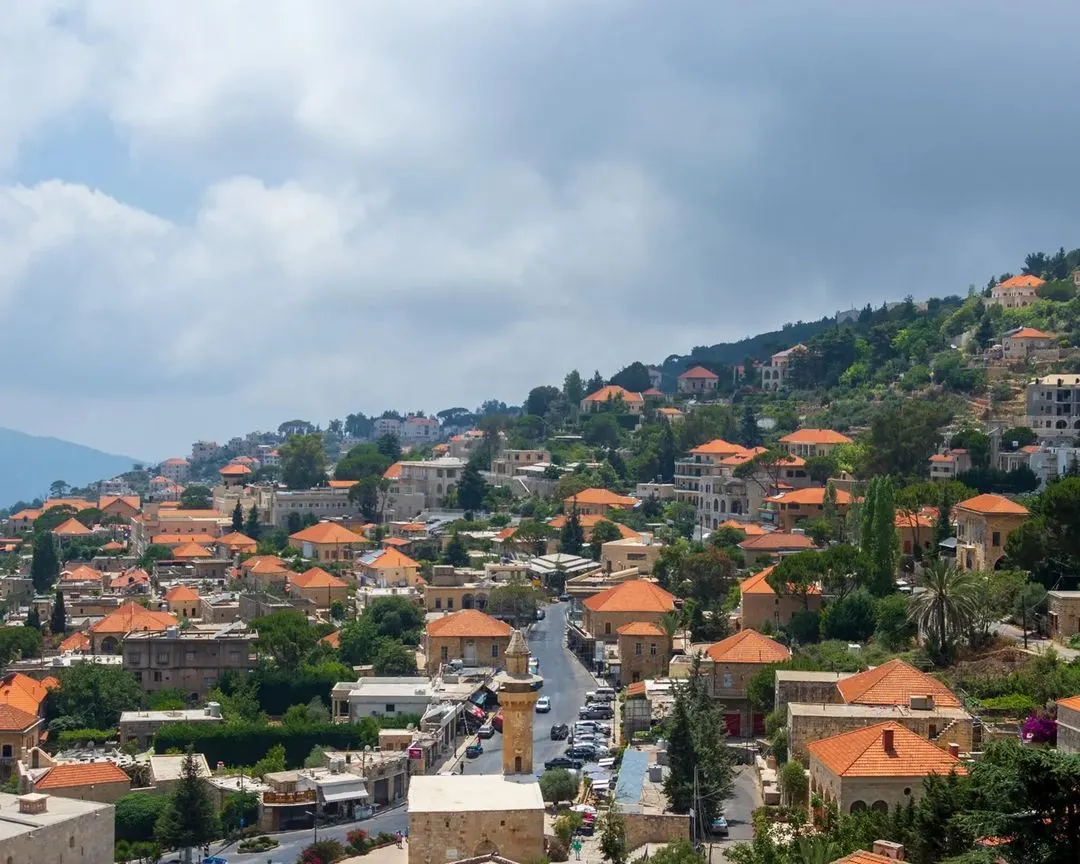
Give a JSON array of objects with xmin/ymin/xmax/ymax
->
[
  {"xmin": 623, "ymin": 811, "xmax": 691, "ymax": 850},
  {"xmin": 774, "ymin": 678, "xmax": 844, "ymax": 713},
  {"xmin": 0, "ymin": 801, "xmax": 115, "ymax": 864},
  {"xmin": 1058, "ymin": 704, "xmax": 1080, "ymax": 754},
  {"xmin": 408, "ymin": 808, "xmax": 544, "ymax": 864}
]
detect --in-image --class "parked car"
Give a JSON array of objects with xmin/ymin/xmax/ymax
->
[
  {"xmin": 579, "ymin": 705, "xmax": 613, "ymax": 720},
  {"xmin": 566, "ymin": 745, "xmax": 600, "ymax": 761},
  {"xmin": 544, "ymin": 756, "xmax": 583, "ymax": 771},
  {"xmin": 575, "ymin": 721, "xmax": 611, "ymax": 735},
  {"xmin": 477, "ymin": 722, "xmax": 495, "ymax": 739},
  {"xmin": 535, "ymin": 608, "xmax": 546, "ymax": 620},
  {"xmin": 466, "ymin": 742, "xmax": 484, "ymax": 758},
  {"xmin": 550, "ymin": 724, "xmax": 570, "ymax": 740},
  {"xmin": 492, "ymin": 712, "xmax": 504, "ymax": 732},
  {"xmin": 575, "ymin": 821, "xmax": 595, "ymax": 836},
  {"xmin": 535, "ymin": 696, "xmax": 551, "ymax": 713},
  {"xmin": 711, "ymin": 816, "xmax": 729, "ymax": 837},
  {"xmin": 558, "ymin": 593, "xmax": 571, "ymax": 602},
  {"xmin": 586, "ymin": 687, "xmax": 616, "ymax": 703}
]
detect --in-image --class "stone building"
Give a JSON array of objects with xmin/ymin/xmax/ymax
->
[
  {"xmin": 700, "ymin": 629, "xmax": 790, "ymax": 737},
  {"xmin": 808, "ymin": 722, "xmax": 967, "ymax": 814},
  {"xmin": 0, "ymin": 791, "xmax": 115, "ymax": 864},
  {"xmin": 739, "ymin": 566, "xmax": 823, "ymax": 632},
  {"xmin": 953, "ymin": 493, "xmax": 1029, "ymax": 571},
  {"xmin": 1048, "ymin": 591, "xmax": 1080, "ymax": 642},
  {"xmin": 122, "ymin": 624, "xmax": 255, "ymax": 700},
  {"xmin": 423, "ymin": 609, "xmax": 512, "ymax": 675},
  {"xmin": 1057, "ymin": 695, "xmax": 1080, "ymax": 754},
  {"xmin": 616, "ymin": 622, "xmax": 671, "ymax": 687},
  {"xmin": 581, "ymin": 580, "xmax": 676, "ymax": 641}
]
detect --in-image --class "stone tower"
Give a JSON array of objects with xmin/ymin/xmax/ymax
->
[{"xmin": 495, "ymin": 629, "xmax": 541, "ymax": 775}]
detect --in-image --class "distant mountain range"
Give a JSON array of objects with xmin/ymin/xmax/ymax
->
[{"xmin": 0, "ymin": 427, "xmax": 138, "ymax": 505}]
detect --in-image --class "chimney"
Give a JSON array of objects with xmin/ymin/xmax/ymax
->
[
  {"xmin": 948, "ymin": 743, "xmax": 960, "ymax": 758},
  {"xmin": 882, "ymin": 728, "xmax": 894, "ymax": 750},
  {"xmin": 872, "ymin": 840, "xmax": 905, "ymax": 861}
]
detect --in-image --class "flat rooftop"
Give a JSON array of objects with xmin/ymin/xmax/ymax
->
[
  {"xmin": 0, "ymin": 792, "xmax": 112, "ymax": 842},
  {"xmin": 775, "ymin": 671, "xmax": 852, "ymax": 683},
  {"xmin": 120, "ymin": 709, "xmax": 220, "ymax": 723},
  {"xmin": 408, "ymin": 775, "xmax": 544, "ymax": 813},
  {"xmin": 788, "ymin": 702, "xmax": 970, "ymax": 720}
]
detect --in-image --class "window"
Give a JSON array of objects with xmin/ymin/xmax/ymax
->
[
  {"xmin": 650, "ymin": 643, "xmax": 657, "ymax": 656},
  {"xmin": 156, "ymin": 652, "xmax": 169, "ymax": 664},
  {"xmin": 722, "ymin": 673, "xmax": 733, "ymax": 689},
  {"xmin": 491, "ymin": 644, "xmax": 500, "ymax": 658},
  {"xmin": 634, "ymin": 642, "xmax": 643, "ymax": 656},
  {"xmin": 992, "ymin": 531, "xmax": 1001, "ymax": 547},
  {"xmin": 605, "ymin": 623, "xmax": 612, "ymax": 635},
  {"xmin": 435, "ymin": 599, "xmax": 442, "ymax": 610},
  {"xmin": 386, "ymin": 704, "xmax": 396, "ymax": 713},
  {"xmin": 153, "ymin": 671, "xmax": 163, "ymax": 682},
  {"xmin": 440, "ymin": 646, "xmax": 448, "ymax": 660},
  {"xmin": 1, "ymin": 744, "xmax": 11, "ymax": 757}
]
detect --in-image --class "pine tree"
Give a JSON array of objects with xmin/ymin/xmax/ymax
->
[
  {"xmin": 245, "ymin": 505, "xmax": 261, "ymax": 541},
  {"xmin": 26, "ymin": 608, "xmax": 41, "ymax": 630},
  {"xmin": 155, "ymin": 747, "xmax": 219, "ymax": 859},
  {"xmin": 560, "ymin": 504, "xmax": 585, "ymax": 556},
  {"xmin": 457, "ymin": 457, "xmax": 488, "ymax": 512},
  {"xmin": 823, "ymin": 481, "xmax": 838, "ymax": 527},
  {"xmin": 50, "ymin": 589, "xmax": 66, "ymax": 635},
  {"xmin": 658, "ymin": 423, "xmax": 677, "ymax": 483},
  {"xmin": 599, "ymin": 802, "xmax": 628, "ymax": 864},
  {"xmin": 740, "ymin": 405, "xmax": 762, "ymax": 448},
  {"xmin": 30, "ymin": 532, "xmax": 59, "ymax": 593},
  {"xmin": 442, "ymin": 532, "xmax": 469, "ymax": 567},
  {"xmin": 231, "ymin": 501, "xmax": 244, "ymax": 533}
]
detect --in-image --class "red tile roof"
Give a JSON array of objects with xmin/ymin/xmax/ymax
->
[
  {"xmin": 831, "ymin": 852, "xmax": 897, "ymax": 864},
  {"xmin": 426, "ymin": 609, "xmax": 512, "ymax": 638},
  {"xmin": 36, "ymin": 761, "xmax": 131, "ymax": 789},
  {"xmin": 90, "ymin": 602, "xmax": 177, "ymax": 636},
  {"xmin": 172, "ymin": 542, "xmax": 213, "ymax": 559},
  {"xmin": 0, "ymin": 703, "xmax": 39, "ymax": 732},
  {"xmin": 690, "ymin": 439, "xmax": 748, "ymax": 457},
  {"xmin": 766, "ymin": 487, "xmax": 853, "ymax": 506},
  {"xmin": 290, "ymin": 567, "xmax": 348, "ymax": 589},
  {"xmin": 616, "ymin": 621, "xmax": 667, "ymax": 638},
  {"xmin": 289, "ymin": 522, "xmax": 363, "ymax": 545},
  {"xmin": 217, "ymin": 531, "xmax": 257, "ymax": 550},
  {"xmin": 1008, "ymin": 327, "xmax": 1054, "ymax": 339},
  {"xmin": 61, "ymin": 565, "xmax": 103, "ymax": 583},
  {"xmin": 1058, "ymin": 695, "xmax": 1080, "ymax": 712},
  {"xmin": 679, "ymin": 365, "xmax": 720, "ymax": 380},
  {"xmin": 564, "ymin": 489, "xmax": 639, "ymax": 508},
  {"xmin": 808, "ymin": 721, "xmax": 967, "ymax": 778},
  {"xmin": 779, "ymin": 429, "xmax": 854, "ymax": 446},
  {"xmin": 583, "ymin": 580, "xmax": 675, "ymax": 614},
  {"xmin": 956, "ymin": 493, "xmax": 1029, "ymax": 516},
  {"xmin": 361, "ymin": 548, "xmax": 420, "ymax": 570},
  {"xmin": 739, "ymin": 565, "xmax": 821, "ymax": 597},
  {"xmin": 738, "ymin": 532, "xmax": 815, "ymax": 552},
  {"xmin": 582, "ymin": 385, "xmax": 644, "ymax": 405},
  {"xmin": 705, "ymin": 629, "xmax": 790, "ymax": 664},
  {"xmin": 716, "ymin": 520, "xmax": 770, "ymax": 536},
  {"xmin": 836, "ymin": 659, "xmax": 962, "ymax": 708},
  {"xmin": 219, "ymin": 464, "xmax": 252, "ymax": 476},
  {"xmin": 997, "ymin": 274, "xmax": 1044, "ymax": 289},
  {"xmin": 321, "ymin": 630, "xmax": 341, "ymax": 648},
  {"xmin": 384, "ymin": 462, "xmax": 404, "ymax": 480},
  {"xmin": 0, "ymin": 673, "xmax": 56, "ymax": 714},
  {"xmin": 58, "ymin": 631, "xmax": 91, "ymax": 653},
  {"xmin": 53, "ymin": 517, "xmax": 92, "ymax": 536},
  {"xmin": 165, "ymin": 586, "xmax": 200, "ymax": 603}
]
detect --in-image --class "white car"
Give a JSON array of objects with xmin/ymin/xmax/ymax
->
[{"xmin": 535, "ymin": 696, "xmax": 552, "ymax": 713}]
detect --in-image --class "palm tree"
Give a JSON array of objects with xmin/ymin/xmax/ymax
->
[
  {"xmin": 908, "ymin": 559, "xmax": 979, "ymax": 650},
  {"xmin": 794, "ymin": 835, "xmax": 842, "ymax": 864}
]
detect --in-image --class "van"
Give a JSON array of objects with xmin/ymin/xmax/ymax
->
[{"xmin": 590, "ymin": 687, "xmax": 616, "ymax": 703}]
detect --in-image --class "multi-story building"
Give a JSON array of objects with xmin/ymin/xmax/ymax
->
[
  {"xmin": 269, "ymin": 486, "xmax": 356, "ymax": 528},
  {"xmin": 88, "ymin": 602, "xmax": 178, "ymax": 654},
  {"xmin": 158, "ymin": 457, "xmax": 190, "ymax": 483},
  {"xmin": 760, "ymin": 345, "xmax": 805, "ymax": 391},
  {"xmin": 190, "ymin": 440, "xmax": 220, "ymax": 462},
  {"xmin": 287, "ymin": 521, "xmax": 365, "ymax": 562},
  {"xmin": 118, "ymin": 704, "xmax": 223, "ymax": 749},
  {"xmin": 579, "ymin": 385, "xmax": 644, "ymax": 414},
  {"xmin": 695, "ymin": 448, "xmax": 811, "ymax": 531},
  {"xmin": 615, "ymin": 622, "xmax": 671, "ymax": 686},
  {"xmin": 373, "ymin": 417, "xmax": 403, "ymax": 439},
  {"xmin": 0, "ymin": 791, "xmax": 115, "ymax": 864},
  {"xmin": 396, "ymin": 457, "xmax": 467, "ymax": 509},
  {"xmin": 674, "ymin": 438, "xmax": 750, "ymax": 511},
  {"xmin": 1025, "ymin": 373, "xmax": 1080, "ymax": 442},
  {"xmin": 989, "ymin": 274, "xmax": 1043, "ymax": 308},
  {"xmin": 287, "ymin": 568, "xmax": 349, "ymax": 608},
  {"xmin": 581, "ymin": 580, "xmax": 676, "ymax": 641},
  {"xmin": 423, "ymin": 609, "xmax": 512, "ymax": 675},
  {"xmin": 953, "ymin": 493, "xmax": 1029, "ymax": 571},
  {"xmin": 448, "ymin": 430, "xmax": 490, "ymax": 460},
  {"xmin": 778, "ymin": 428, "xmax": 853, "ymax": 458},
  {"xmin": 676, "ymin": 365, "xmax": 720, "ymax": 395},
  {"xmin": 738, "ymin": 531, "xmax": 816, "ymax": 566},
  {"xmin": 928, "ymin": 449, "xmax": 972, "ymax": 481},
  {"xmin": 760, "ymin": 486, "xmax": 852, "ymax": 531},
  {"xmin": 1002, "ymin": 327, "xmax": 1058, "ymax": 362},
  {"xmin": 739, "ymin": 566, "xmax": 823, "ymax": 631},
  {"xmin": 490, "ymin": 449, "xmax": 552, "ymax": 482},
  {"xmin": 562, "ymin": 488, "xmax": 640, "ymax": 517},
  {"xmin": 0, "ymin": 705, "xmax": 43, "ymax": 779},
  {"xmin": 402, "ymin": 415, "xmax": 440, "ymax": 445},
  {"xmin": 122, "ymin": 624, "xmax": 255, "ymax": 700}
]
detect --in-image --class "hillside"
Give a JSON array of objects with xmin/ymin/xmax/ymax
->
[{"xmin": 0, "ymin": 427, "xmax": 137, "ymax": 504}]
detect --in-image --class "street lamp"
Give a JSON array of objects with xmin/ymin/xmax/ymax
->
[{"xmin": 305, "ymin": 807, "xmax": 319, "ymax": 845}]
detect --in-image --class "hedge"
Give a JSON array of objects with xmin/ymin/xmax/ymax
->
[
  {"xmin": 249, "ymin": 663, "xmax": 352, "ymax": 716},
  {"xmin": 57, "ymin": 728, "xmax": 119, "ymax": 747},
  {"xmin": 153, "ymin": 720, "xmax": 380, "ymax": 768}
]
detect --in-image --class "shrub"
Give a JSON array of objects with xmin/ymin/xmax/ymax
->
[
  {"xmin": 1021, "ymin": 711, "xmax": 1057, "ymax": 745},
  {"xmin": 978, "ymin": 694, "xmax": 1036, "ymax": 715},
  {"xmin": 237, "ymin": 835, "xmax": 278, "ymax": 853},
  {"xmin": 114, "ymin": 792, "xmax": 170, "ymax": 842},
  {"xmin": 300, "ymin": 839, "xmax": 348, "ymax": 864},
  {"xmin": 548, "ymin": 838, "xmax": 569, "ymax": 862},
  {"xmin": 57, "ymin": 728, "xmax": 119, "ymax": 747}
]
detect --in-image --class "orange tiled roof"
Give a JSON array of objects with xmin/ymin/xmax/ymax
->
[
  {"xmin": 564, "ymin": 489, "xmax": 639, "ymax": 508},
  {"xmin": 583, "ymin": 580, "xmax": 675, "ymax": 614},
  {"xmin": 766, "ymin": 487, "xmax": 853, "ymax": 506},
  {"xmin": 679, "ymin": 365, "xmax": 719, "ymax": 380},
  {"xmin": 109, "ymin": 568, "xmax": 150, "ymax": 589},
  {"xmin": 738, "ymin": 532, "xmax": 815, "ymax": 552},
  {"xmin": 643, "ymin": 388, "xmax": 666, "ymax": 398},
  {"xmin": 102, "ymin": 541, "xmax": 126, "ymax": 552},
  {"xmin": 217, "ymin": 531, "xmax": 257, "ymax": 550},
  {"xmin": 321, "ymin": 630, "xmax": 341, "ymax": 648},
  {"xmin": 836, "ymin": 659, "xmax": 962, "ymax": 708},
  {"xmin": 0, "ymin": 703, "xmax": 40, "ymax": 732},
  {"xmin": 59, "ymin": 631, "xmax": 91, "ymax": 653},
  {"xmin": 219, "ymin": 464, "xmax": 252, "ymax": 476},
  {"xmin": 383, "ymin": 462, "xmax": 404, "ymax": 480},
  {"xmin": 362, "ymin": 547, "xmax": 420, "ymax": 570},
  {"xmin": 290, "ymin": 567, "xmax": 348, "ymax": 589},
  {"xmin": 43, "ymin": 498, "xmax": 95, "ymax": 512},
  {"xmin": 956, "ymin": 493, "xmax": 1029, "ymax": 516},
  {"xmin": 426, "ymin": 609, "xmax": 512, "ymax": 638},
  {"xmin": 99, "ymin": 495, "xmax": 140, "ymax": 512},
  {"xmin": 289, "ymin": 522, "xmax": 363, "ymax": 545},
  {"xmin": 172, "ymin": 542, "xmax": 213, "ymax": 559},
  {"xmin": 1058, "ymin": 695, "xmax": 1080, "ymax": 712},
  {"xmin": 383, "ymin": 537, "xmax": 411, "ymax": 548},
  {"xmin": 658, "ymin": 407, "xmax": 683, "ymax": 416},
  {"xmin": 548, "ymin": 514, "xmax": 639, "ymax": 540},
  {"xmin": 895, "ymin": 510, "xmax": 934, "ymax": 530},
  {"xmin": 90, "ymin": 602, "xmax": 177, "ymax": 636},
  {"xmin": 690, "ymin": 439, "xmax": 749, "ymax": 457},
  {"xmin": 830, "ymin": 852, "xmax": 897, "ymax": 864},
  {"xmin": 997, "ymin": 274, "xmax": 1045, "ymax": 289},
  {"xmin": 53, "ymin": 517, "xmax": 92, "ymax": 536},
  {"xmin": 808, "ymin": 721, "xmax": 966, "ymax": 778},
  {"xmin": 36, "ymin": 761, "xmax": 131, "ymax": 790},
  {"xmin": 0, "ymin": 673, "xmax": 56, "ymax": 714},
  {"xmin": 627, "ymin": 681, "xmax": 647, "ymax": 698},
  {"xmin": 10, "ymin": 508, "xmax": 40, "ymax": 521},
  {"xmin": 928, "ymin": 453, "xmax": 954, "ymax": 463},
  {"xmin": 242, "ymin": 555, "xmax": 287, "ymax": 573},
  {"xmin": 152, "ymin": 533, "xmax": 218, "ymax": 546},
  {"xmin": 740, "ymin": 565, "xmax": 823, "ymax": 597},
  {"xmin": 616, "ymin": 621, "xmax": 667, "ymax": 638},
  {"xmin": 779, "ymin": 429, "xmax": 854, "ymax": 446},
  {"xmin": 327, "ymin": 479, "xmax": 360, "ymax": 489},
  {"xmin": 582, "ymin": 385, "xmax": 644, "ymax": 404},
  {"xmin": 705, "ymin": 629, "xmax": 790, "ymax": 664},
  {"xmin": 716, "ymin": 520, "xmax": 769, "ymax": 536},
  {"xmin": 1008, "ymin": 327, "xmax": 1054, "ymax": 340},
  {"xmin": 165, "ymin": 585, "xmax": 200, "ymax": 603},
  {"xmin": 61, "ymin": 565, "xmax": 103, "ymax": 583}
]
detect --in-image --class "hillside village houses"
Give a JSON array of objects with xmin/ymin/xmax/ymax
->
[
  {"xmin": 989, "ymin": 273, "xmax": 1044, "ymax": 308},
  {"xmin": 676, "ymin": 365, "xmax": 720, "ymax": 394},
  {"xmin": 760, "ymin": 344, "xmax": 806, "ymax": 391}
]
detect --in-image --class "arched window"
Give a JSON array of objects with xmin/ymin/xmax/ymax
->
[
  {"xmin": 871, "ymin": 800, "xmax": 889, "ymax": 813},
  {"xmin": 849, "ymin": 800, "xmax": 866, "ymax": 813}
]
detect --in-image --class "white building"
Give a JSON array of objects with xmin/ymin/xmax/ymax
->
[
  {"xmin": 0, "ymin": 792, "xmax": 115, "ymax": 864},
  {"xmin": 760, "ymin": 345, "xmax": 805, "ymax": 391},
  {"xmin": 397, "ymin": 457, "xmax": 467, "ymax": 509},
  {"xmin": 374, "ymin": 417, "xmax": 403, "ymax": 439},
  {"xmin": 191, "ymin": 440, "xmax": 220, "ymax": 462},
  {"xmin": 330, "ymin": 676, "xmax": 481, "ymax": 723},
  {"xmin": 1025, "ymin": 374, "xmax": 1080, "ymax": 442}
]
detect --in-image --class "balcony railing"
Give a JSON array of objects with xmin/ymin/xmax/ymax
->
[{"xmin": 263, "ymin": 790, "xmax": 316, "ymax": 805}]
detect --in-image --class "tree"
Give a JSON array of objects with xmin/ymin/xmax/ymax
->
[
  {"xmin": 867, "ymin": 399, "xmax": 952, "ymax": 479},
  {"xmin": 178, "ymin": 485, "xmax": 212, "ymax": 510},
  {"xmin": 779, "ymin": 759, "xmax": 808, "ymax": 808},
  {"xmin": 30, "ymin": 531, "xmax": 59, "ymax": 592},
  {"xmin": 768, "ymin": 552, "xmax": 823, "ymax": 611},
  {"xmin": 155, "ymin": 747, "xmax": 219, "ymax": 861},
  {"xmin": 560, "ymin": 505, "xmax": 585, "ymax": 556},
  {"xmin": 0, "ymin": 626, "xmax": 43, "ymax": 666},
  {"xmin": 589, "ymin": 519, "xmax": 623, "ymax": 561},
  {"xmin": 907, "ymin": 560, "xmax": 979, "ymax": 656},
  {"xmin": 805, "ymin": 454, "xmax": 839, "ymax": 486},
  {"xmin": 563, "ymin": 369, "xmax": 585, "ymax": 405},
  {"xmin": 138, "ymin": 543, "xmax": 173, "ymax": 571},
  {"xmin": 874, "ymin": 594, "xmax": 915, "ymax": 650},
  {"xmin": 609, "ymin": 361, "xmax": 652, "ymax": 393},
  {"xmin": 1013, "ymin": 581, "xmax": 1048, "ymax": 650},
  {"xmin": 440, "ymin": 531, "xmax": 469, "ymax": 567},
  {"xmin": 334, "ymin": 443, "xmax": 391, "ymax": 481},
  {"xmin": 25, "ymin": 608, "xmax": 41, "ymax": 630},
  {"xmin": 376, "ymin": 433, "xmax": 402, "ymax": 462},
  {"xmin": 50, "ymin": 589, "xmax": 66, "ymax": 635},
  {"xmin": 49, "ymin": 479, "xmax": 69, "ymax": 498},
  {"xmin": 486, "ymin": 581, "xmax": 539, "ymax": 625},
  {"xmin": 349, "ymin": 475, "xmax": 391, "ymax": 522},
  {"xmin": 739, "ymin": 404, "xmax": 762, "ymax": 448},
  {"xmin": 950, "ymin": 427, "xmax": 991, "ymax": 470},
  {"xmin": 220, "ymin": 791, "xmax": 259, "ymax": 836},
  {"xmin": 373, "ymin": 640, "xmax": 416, "ymax": 675},
  {"xmin": 539, "ymin": 768, "xmax": 580, "ymax": 804},
  {"xmin": 115, "ymin": 793, "xmax": 171, "ymax": 843},
  {"xmin": 457, "ymin": 457, "xmax": 488, "ymax": 512},
  {"xmin": 585, "ymin": 370, "xmax": 606, "ymax": 396},
  {"xmin": 253, "ymin": 610, "xmax": 318, "ymax": 671},
  {"xmin": 525, "ymin": 385, "xmax": 562, "ymax": 417},
  {"xmin": 583, "ymin": 413, "xmax": 622, "ymax": 448},
  {"xmin": 868, "ymin": 475, "xmax": 898, "ymax": 595},
  {"xmin": 48, "ymin": 664, "xmax": 144, "ymax": 730},
  {"xmin": 244, "ymin": 505, "xmax": 261, "ymax": 541},
  {"xmin": 599, "ymin": 802, "xmax": 628, "ymax": 864},
  {"xmin": 231, "ymin": 501, "xmax": 243, "ymax": 532},
  {"xmin": 279, "ymin": 433, "xmax": 328, "ymax": 489},
  {"xmin": 820, "ymin": 589, "xmax": 876, "ymax": 641},
  {"xmin": 1000, "ymin": 426, "xmax": 1037, "ymax": 450}
]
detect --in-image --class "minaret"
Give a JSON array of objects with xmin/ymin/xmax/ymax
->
[{"xmin": 495, "ymin": 629, "xmax": 541, "ymax": 775}]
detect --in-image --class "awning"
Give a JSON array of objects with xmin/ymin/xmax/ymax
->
[{"xmin": 320, "ymin": 784, "xmax": 369, "ymax": 804}]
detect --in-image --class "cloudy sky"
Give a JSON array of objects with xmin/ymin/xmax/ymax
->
[{"xmin": 3, "ymin": 1, "xmax": 1080, "ymax": 460}]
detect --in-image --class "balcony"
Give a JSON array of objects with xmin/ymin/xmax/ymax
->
[{"xmin": 263, "ymin": 790, "xmax": 316, "ymax": 806}]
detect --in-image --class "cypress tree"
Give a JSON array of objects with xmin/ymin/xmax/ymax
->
[
  {"xmin": 30, "ymin": 532, "xmax": 59, "ymax": 593},
  {"xmin": 870, "ymin": 476, "xmax": 898, "ymax": 595},
  {"xmin": 231, "ymin": 501, "xmax": 244, "ymax": 533},
  {"xmin": 50, "ymin": 589, "xmax": 66, "ymax": 635},
  {"xmin": 245, "ymin": 505, "xmax": 261, "ymax": 541},
  {"xmin": 559, "ymin": 504, "xmax": 584, "ymax": 556}
]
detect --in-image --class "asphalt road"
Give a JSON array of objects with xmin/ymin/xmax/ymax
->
[{"xmin": 466, "ymin": 599, "xmax": 599, "ymax": 775}]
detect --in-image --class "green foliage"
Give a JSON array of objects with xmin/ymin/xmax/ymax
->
[
  {"xmin": 138, "ymin": 543, "xmax": 173, "ymax": 571},
  {"xmin": 252, "ymin": 742, "xmax": 287, "ymax": 777},
  {"xmin": 253, "ymin": 609, "xmax": 320, "ymax": 671},
  {"xmin": 486, "ymin": 580, "xmax": 540, "ymax": 625},
  {"xmin": 957, "ymin": 466, "xmax": 1039, "ymax": 495},
  {"xmin": 779, "ymin": 759, "xmax": 808, "ymax": 808},
  {"xmin": 372, "ymin": 639, "xmax": 416, "ymax": 675},
  {"xmin": 589, "ymin": 519, "xmax": 624, "ymax": 561},
  {"xmin": 279, "ymin": 433, "xmax": 329, "ymax": 490},
  {"xmin": 146, "ymin": 688, "xmax": 188, "ymax": 711},
  {"xmin": 874, "ymin": 593, "xmax": 915, "ymax": 650},
  {"xmin": 786, "ymin": 609, "xmax": 821, "ymax": 645},
  {"xmin": 648, "ymin": 839, "xmax": 704, "ymax": 864},
  {"xmin": 154, "ymin": 748, "xmax": 219, "ymax": 852},
  {"xmin": 220, "ymin": 791, "xmax": 260, "ymax": 834},
  {"xmin": 47, "ymin": 663, "xmax": 143, "ymax": 731},
  {"xmin": 0, "ymin": 624, "xmax": 42, "ymax": 665},
  {"xmin": 50, "ymin": 588, "xmax": 66, "ymax": 635},
  {"xmin": 231, "ymin": 500, "xmax": 244, "ymax": 532},
  {"xmin": 115, "ymin": 793, "xmax": 171, "ymax": 842},
  {"xmin": 559, "ymin": 504, "xmax": 585, "ymax": 555},
  {"xmin": 867, "ymin": 398, "xmax": 953, "ymax": 479},
  {"xmin": 152, "ymin": 718, "xmax": 379, "ymax": 768},
  {"xmin": 30, "ymin": 531, "xmax": 59, "ymax": 592},
  {"xmin": 334, "ymin": 443, "xmax": 392, "ymax": 481},
  {"xmin": 458, "ymin": 456, "xmax": 489, "ymax": 512},
  {"xmin": 178, "ymin": 484, "xmax": 213, "ymax": 510},
  {"xmin": 248, "ymin": 661, "xmax": 353, "ymax": 716},
  {"xmin": 820, "ymin": 589, "xmax": 876, "ymax": 642},
  {"xmin": 908, "ymin": 561, "xmax": 979, "ymax": 658},
  {"xmin": 300, "ymin": 839, "xmax": 349, "ymax": 864},
  {"xmin": 539, "ymin": 768, "xmax": 579, "ymax": 804},
  {"xmin": 57, "ymin": 728, "xmax": 121, "ymax": 747},
  {"xmin": 975, "ymin": 693, "xmax": 1036, "ymax": 715},
  {"xmin": 441, "ymin": 531, "xmax": 469, "ymax": 567},
  {"xmin": 599, "ymin": 802, "xmax": 628, "ymax": 864}
]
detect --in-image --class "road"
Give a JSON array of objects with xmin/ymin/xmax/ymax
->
[
  {"xmin": 467, "ymin": 599, "xmax": 599, "ymax": 775},
  {"xmin": 994, "ymin": 621, "xmax": 1079, "ymax": 660}
]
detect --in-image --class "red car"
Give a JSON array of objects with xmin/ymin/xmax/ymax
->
[{"xmin": 492, "ymin": 711, "xmax": 504, "ymax": 733}]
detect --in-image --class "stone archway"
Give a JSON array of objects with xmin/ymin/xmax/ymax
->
[{"xmin": 473, "ymin": 838, "xmax": 500, "ymax": 857}]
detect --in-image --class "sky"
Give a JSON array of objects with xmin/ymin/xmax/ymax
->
[{"xmin": 3, "ymin": 1, "xmax": 1080, "ymax": 460}]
